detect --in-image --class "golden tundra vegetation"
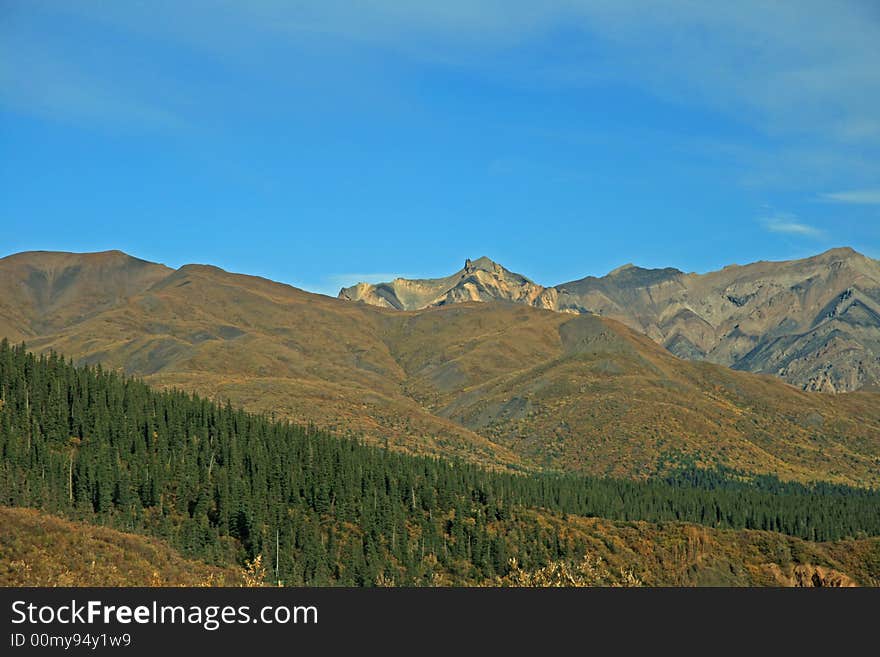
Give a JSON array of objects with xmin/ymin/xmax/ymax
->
[
  {"xmin": 0, "ymin": 507, "xmax": 243, "ymax": 586},
  {"xmin": 3, "ymin": 250, "xmax": 880, "ymax": 487},
  {"xmin": 2, "ymin": 506, "xmax": 876, "ymax": 587}
]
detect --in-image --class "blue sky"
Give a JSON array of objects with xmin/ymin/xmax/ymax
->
[{"xmin": 2, "ymin": 1, "xmax": 879, "ymax": 295}]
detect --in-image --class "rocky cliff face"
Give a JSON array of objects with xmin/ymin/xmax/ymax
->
[
  {"xmin": 763, "ymin": 563, "xmax": 859, "ymax": 587},
  {"xmin": 339, "ymin": 248, "xmax": 880, "ymax": 391}
]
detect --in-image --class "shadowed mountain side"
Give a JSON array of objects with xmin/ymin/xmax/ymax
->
[{"xmin": 3, "ymin": 251, "xmax": 880, "ymax": 485}]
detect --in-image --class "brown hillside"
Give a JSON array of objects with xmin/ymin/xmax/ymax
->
[
  {"xmin": 0, "ymin": 250, "xmax": 172, "ymax": 342},
  {"xmin": 0, "ymin": 507, "xmax": 242, "ymax": 586},
  {"xmin": 395, "ymin": 306, "xmax": 880, "ymax": 482},
  {"xmin": 494, "ymin": 511, "xmax": 880, "ymax": 587},
  {"xmin": 25, "ymin": 261, "xmax": 523, "ymax": 468},
  {"xmin": 3, "ymin": 251, "xmax": 880, "ymax": 485}
]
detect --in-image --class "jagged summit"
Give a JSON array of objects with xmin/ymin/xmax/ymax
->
[
  {"xmin": 464, "ymin": 256, "xmax": 496, "ymax": 272},
  {"xmin": 339, "ymin": 256, "xmax": 549, "ymax": 311}
]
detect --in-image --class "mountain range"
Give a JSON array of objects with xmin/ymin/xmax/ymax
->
[
  {"xmin": 2, "ymin": 249, "xmax": 880, "ymax": 486},
  {"xmin": 340, "ymin": 248, "xmax": 880, "ymax": 393}
]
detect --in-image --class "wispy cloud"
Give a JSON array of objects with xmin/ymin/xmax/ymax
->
[
  {"xmin": 5, "ymin": 2, "xmax": 880, "ymax": 200},
  {"xmin": 0, "ymin": 32, "xmax": 181, "ymax": 130},
  {"xmin": 821, "ymin": 189, "xmax": 880, "ymax": 205},
  {"xmin": 259, "ymin": 2, "xmax": 880, "ymax": 146},
  {"xmin": 14, "ymin": 3, "xmax": 880, "ymax": 143},
  {"xmin": 761, "ymin": 214, "xmax": 824, "ymax": 238}
]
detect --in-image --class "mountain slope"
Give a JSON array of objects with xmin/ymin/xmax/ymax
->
[
  {"xmin": 0, "ymin": 507, "xmax": 242, "ymax": 586},
  {"xmin": 557, "ymin": 247, "xmax": 880, "ymax": 393},
  {"xmin": 2, "ymin": 250, "xmax": 880, "ymax": 485},
  {"xmin": 374, "ymin": 303, "xmax": 880, "ymax": 484},
  {"xmin": 341, "ymin": 248, "xmax": 880, "ymax": 392},
  {"xmin": 5, "ymin": 503, "xmax": 878, "ymax": 587},
  {"xmin": 0, "ymin": 250, "xmax": 172, "ymax": 342},
  {"xmin": 495, "ymin": 512, "xmax": 880, "ymax": 587},
  {"xmin": 26, "ymin": 260, "xmax": 523, "ymax": 469}
]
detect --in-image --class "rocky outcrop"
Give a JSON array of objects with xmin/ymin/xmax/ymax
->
[
  {"xmin": 339, "ymin": 248, "xmax": 880, "ymax": 391},
  {"xmin": 339, "ymin": 256, "xmax": 551, "ymax": 311},
  {"xmin": 763, "ymin": 563, "xmax": 859, "ymax": 587}
]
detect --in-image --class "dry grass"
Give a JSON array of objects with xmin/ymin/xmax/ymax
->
[
  {"xmin": 497, "ymin": 556, "xmax": 643, "ymax": 587},
  {"xmin": 0, "ymin": 507, "xmax": 243, "ymax": 587},
  {"xmin": 2, "ymin": 506, "xmax": 877, "ymax": 587},
  {"xmin": 492, "ymin": 511, "xmax": 880, "ymax": 587}
]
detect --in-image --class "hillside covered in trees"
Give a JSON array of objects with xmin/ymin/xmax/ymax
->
[{"xmin": 1, "ymin": 340, "xmax": 879, "ymax": 586}]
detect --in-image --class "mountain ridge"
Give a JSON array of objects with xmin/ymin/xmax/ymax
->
[
  {"xmin": 339, "ymin": 256, "xmax": 549, "ymax": 311},
  {"xmin": 2, "ymin": 249, "xmax": 880, "ymax": 486},
  {"xmin": 340, "ymin": 247, "xmax": 880, "ymax": 392},
  {"xmin": 0, "ymin": 249, "xmax": 173, "ymax": 342}
]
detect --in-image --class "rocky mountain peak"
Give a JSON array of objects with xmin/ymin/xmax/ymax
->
[
  {"xmin": 608, "ymin": 263, "xmax": 637, "ymax": 276},
  {"xmin": 805, "ymin": 246, "xmax": 866, "ymax": 267},
  {"xmin": 338, "ymin": 256, "xmax": 546, "ymax": 311},
  {"xmin": 822, "ymin": 246, "xmax": 858, "ymax": 258},
  {"xmin": 463, "ymin": 256, "xmax": 498, "ymax": 274}
]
